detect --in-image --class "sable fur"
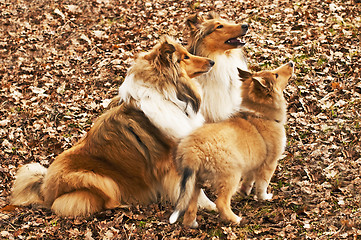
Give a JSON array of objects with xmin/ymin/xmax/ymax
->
[
  {"xmin": 108, "ymin": 13, "xmax": 249, "ymax": 123},
  {"xmin": 10, "ymin": 36, "xmax": 216, "ymax": 216},
  {"xmin": 169, "ymin": 62, "xmax": 294, "ymax": 227},
  {"xmin": 185, "ymin": 12, "xmax": 249, "ymax": 123}
]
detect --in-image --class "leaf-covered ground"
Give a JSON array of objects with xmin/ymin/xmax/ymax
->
[{"xmin": 1, "ymin": 0, "xmax": 360, "ymax": 239}]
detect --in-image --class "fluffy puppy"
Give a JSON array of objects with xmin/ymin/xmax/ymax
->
[{"xmin": 170, "ymin": 62, "xmax": 294, "ymax": 227}]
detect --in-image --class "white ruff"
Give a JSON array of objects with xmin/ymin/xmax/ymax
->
[
  {"xmin": 196, "ymin": 49, "xmax": 248, "ymax": 122},
  {"xmin": 118, "ymin": 74, "xmax": 204, "ymax": 140}
]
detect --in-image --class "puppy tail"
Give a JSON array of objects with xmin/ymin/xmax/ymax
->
[
  {"xmin": 10, "ymin": 163, "xmax": 47, "ymax": 206},
  {"xmin": 169, "ymin": 165, "xmax": 196, "ymax": 224}
]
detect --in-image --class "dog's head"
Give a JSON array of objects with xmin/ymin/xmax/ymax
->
[
  {"xmin": 238, "ymin": 62, "xmax": 294, "ymax": 105},
  {"xmin": 139, "ymin": 36, "xmax": 214, "ymax": 113},
  {"xmin": 186, "ymin": 12, "xmax": 248, "ymax": 56},
  {"xmin": 143, "ymin": 36, "xmax": 214, "ymax": 79}
]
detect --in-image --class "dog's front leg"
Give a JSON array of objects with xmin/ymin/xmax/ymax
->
[{"xmin": 255, "ymin": 161, "xmax": 277, "ymax": 200}]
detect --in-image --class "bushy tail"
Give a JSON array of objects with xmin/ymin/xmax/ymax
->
[
  {"xmin": 169, "ymin": 147, "xmax": 201, "ymax": 224},
  {"xmin": 10, "ymin": 163, "xmax": 47, "ymax": 206},
  {"xmin": 169, "ymin": 166, "xmax": 196, "ymax": 224}
]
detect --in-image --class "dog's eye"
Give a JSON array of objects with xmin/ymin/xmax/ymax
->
[
  {"xmin": 217, "ymin": 25, "xmax": 224, "ymax": 29},
  {"xmin": 275, "ymin": 73, "xmax": 279, "ymax": 78},
  {"xmin": 184, "ymin": 55, "xmax": 190, "ymax": 60}
]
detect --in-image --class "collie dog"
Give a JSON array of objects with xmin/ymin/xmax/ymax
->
[
  {"xmin": 169, "ymin": 62, "xmax": 294, "ymax": 227},
  {"xmin": 10, "ymin": 36, "xmax": 216, "ymax": 217},
  {"xmin": 185, "ymin": 12, "xmax": 249, "ymax": 123}
]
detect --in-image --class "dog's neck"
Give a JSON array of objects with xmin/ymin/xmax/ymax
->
[
  {"xmin": 195, "ymin": 49, "xmax": 248, "ymax": 123},
  {"xmin": 239, "ymin": 98, "xmax": 287, "ymax": 125},
  {"xmin": 119, "ymin": 73, "xmax": 205, "ymax": 140}
]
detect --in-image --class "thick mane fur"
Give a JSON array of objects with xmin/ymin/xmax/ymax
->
[
  {"xmin": 119, "ymin": 37, "xmax": 204, "ymax": 140},
  {"xmin": 196, "ymin": 50, "xmax": 247, "ymax": 122},
  {"xmin": 185, "ymin": 13, "xmax": 248, "ymax": 123},
  {"xmin": 84, "ymin": 105, "xmax": 172, "ymax": 164}
]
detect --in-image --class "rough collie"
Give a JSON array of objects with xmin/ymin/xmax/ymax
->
[
  {"xmin": 169, "ymin": 62, "xmax": 294, "ymax": 227},
  {"xmin": 186, "ymin": 12, "xmax": 249, "ymax": 123},
  {"xmin": 10, "ymin": 36, "xmax": 216, "ymax": 217},
  {"xmin": 108, "ymin": 13, "xmax": 249, "ymax": 122}
]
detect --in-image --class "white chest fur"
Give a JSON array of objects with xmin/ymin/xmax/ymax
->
[
  {"xmin": 196, "ymin": 49, "xmax": 248, "ymax": 122},
  {"xmin": 118, "ymin": 74, "xmax": 204, "ymax": 140}
]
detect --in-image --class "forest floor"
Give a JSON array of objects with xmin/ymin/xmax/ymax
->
[{"xmin": 0, "ymin": 0, "xmax": 360, "ymax": 239}]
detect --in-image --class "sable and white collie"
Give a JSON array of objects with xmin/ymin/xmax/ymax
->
[
  {"xmin": 10, "ymin": 36, "xmax": 216, "ymax": 217},
  {"xmin": 185, "ymin": 12, "xmax": 249, "ymax": 123},
  {"xmin": 170, "ymin": 62, "xmax": 294, "ymax": 227}
]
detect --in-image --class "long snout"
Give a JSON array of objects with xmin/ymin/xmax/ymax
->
[{"xmin": 278, "ymin": 61, "xmax": 295, "ymax": 74}]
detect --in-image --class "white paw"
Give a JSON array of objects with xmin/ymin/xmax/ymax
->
[
  {"xmin": 169, "ymin": 210, "xmax": 180, "ymax": 224},
  {"xmin": 203, "ymin": 201, "xmax": 217, "ymax": 211},
  {"xmin": 258, "ymin": 193, "xmax": 273, "ymax": 201},
  {"xmin": 190, "ymin": 219, "xmax": 198, "ymax": 228},
  {"xmin": 235, "ymin": 215, "xmax": 242, "ymax": 224}
]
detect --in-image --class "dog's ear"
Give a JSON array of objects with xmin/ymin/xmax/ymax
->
[
  {"xmin": 159, "ymin": 40, "xmax": 176, "ymax": 56},
  {"xmin": 157, "ymin": 38, "xmax": 176, "ymax": 66},
  {"xmin": 144, "ymin": 37, "xmax": 176, "ymax": 65},
  {"xmin": 206, "ymin": 12, "xmax": 219, "ymax": 20},
  {"xmin": 252, "ymin": 77, "xmax": 269, "ymax": 91},
  {"xmin": 238, "ymin": 68, "xmax": 252, "ymax": 81},
  {"xmin": 186, "ymin": 14, "xmax": 203, "ymax": 32}
]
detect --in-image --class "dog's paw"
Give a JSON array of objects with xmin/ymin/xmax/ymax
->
[
  {"xmin": 169, "ymin": 210, "xmax": 180, "ymax": 224},
  {"xmin": 263, "ymin": 193, "xmax": 273, "ymax": 200},
  {"xmin": 257, "ymin": 193, "xmax": 273, "ymax": 201},
  {"xmin": 202, "ymin": 201, "xmax": 217, "ymax": 212},
  {"xmin": 189, "ymin": 219, "xmax": 199, "ymax": 228},
  {"xmin": 239, "ymin": 188, "xmax": 251, "ymax": 198},
  {"xmin": 223, "ymin": 213, "xmax": 243, "ymax": 225},
  {"xmin": 233, "ymin": 215, "xmax": 243, "ymax": 224}
]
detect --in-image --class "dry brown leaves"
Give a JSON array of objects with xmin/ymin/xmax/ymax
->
[{"xmin": 0, "ymin": 0, "xmax": 360, "ymax": 239}]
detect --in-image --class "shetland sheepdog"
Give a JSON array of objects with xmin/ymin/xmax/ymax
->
[
  {"xmin": 169, "ymin": 62, "xmax": 294, "ymax": 228},
  {"xmin": 185, "ymin": 12, "xmax": 249, "ymax": 123},
  {"xmin": 10, "ymin": 36, "xmax": 216, "ymax": 217}
]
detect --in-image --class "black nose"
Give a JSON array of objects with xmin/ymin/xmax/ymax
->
[
  {"xmin": 241, "ymin": 24, "xmax": 249, "ymax": 31},
  {"xmin": 288, "ymin": 61, "xmax": 294, "ymax": 67},
  {"xmin": 209, "ymin": 60, "xmax": 215, "ymax": 67}
]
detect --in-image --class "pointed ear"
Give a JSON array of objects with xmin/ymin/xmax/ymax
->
[
  {"xmin": 156, "ymin": 38, "xmax": 176, "ymax": 66},
  {"xmin": 237, "ymin": 68, "xmax": 252, "ymax": 81},
  {"xmin": 144, "ymin": 37, "xmax": 176, "ymax": 63},
  {"xmin": 206, "ymin": 12, "xmax": 219, "ymax": 20},
  {"xmin": 186, "ymin": 14, "xmax": 203, "ymax": 32},
  {"xmin": 159, "ymin": 40, "xmax": 176, "ymax": 56},
  {"xmin": 252, "ymin": 77, "xmax": 269, "ymax": 90}
]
